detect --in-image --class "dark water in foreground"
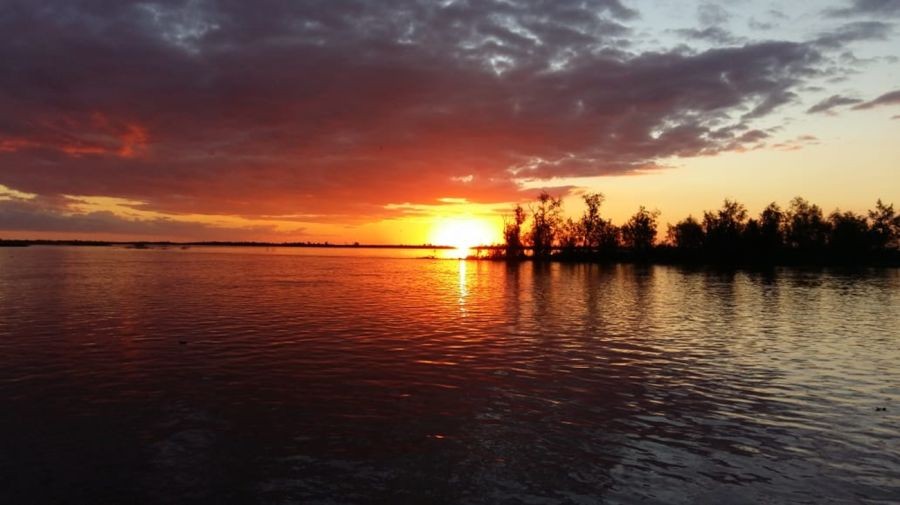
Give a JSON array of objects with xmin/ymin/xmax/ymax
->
[{"xmin": 1, "ymin": 246, "xmax": 898, "ymax": 504}]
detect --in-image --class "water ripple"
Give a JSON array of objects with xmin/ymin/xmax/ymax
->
[{"xmin": 0, "ymin": 247, "xmax": 897, "ymax": 504}]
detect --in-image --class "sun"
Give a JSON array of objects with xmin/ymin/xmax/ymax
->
[{"xmin": 431, "ymin": 217, "xmax": 496, "ymax": 258}]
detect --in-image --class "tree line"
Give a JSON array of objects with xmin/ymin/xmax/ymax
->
[{"xmin": 497, "ymin": 192, "xmax": 900, "ymax": 265}]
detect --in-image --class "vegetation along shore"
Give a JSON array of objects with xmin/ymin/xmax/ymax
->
[{"xmin": 480, "ymin": 192, "xmax": 900, "ymax": 267}]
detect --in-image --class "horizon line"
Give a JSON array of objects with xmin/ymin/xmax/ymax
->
[{"xmin": 0, "ymin": 239, "xmax": 500, "ymax": 250}]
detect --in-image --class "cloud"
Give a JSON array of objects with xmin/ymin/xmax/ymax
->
[
  {"xmin": 737, "ymin": 129, "xmax": 770, "ymax": 143},
  {"xmin": 0, "ymin": 113, "xmax": 147, "ymax": 158},
  {"xmin": 748, "ymin": 19, "xmax": 775, "ymax": 31},
  {"xmin": 697, "ymin": 4, "xmax": 730, "ymax": 26},
  {"xmin": 771, "ymin": 134, "xmax": 820, "ymax": 151},
  {"xmin": 807, "ymin": 94, "xmax": 864, "ymax": 114},
  {"xmin": 852, "ymin": 89, "xmax": 900, "ymax": 109},
  {"xmin": 827, "ymin": 0, "xmax": 900, "ymax": 17},
  {"xmin": 0, "ymin": 196, "xmax": 301, "ymax": 241},
  {"xmin": 0, "ymin": 0, "xmax": 880, "ymax": 238},
  {"xmin": 673, "ymin": 27, "xmax": 741, "ymax": 45},
  {"xmin": 813, "ymin": 21, "xmax": 894, "ymax": 48}
]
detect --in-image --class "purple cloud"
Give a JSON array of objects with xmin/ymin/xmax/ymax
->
[
  {"xmin": 827, "ymin": 0, "xmax": 900, "ymax": 17},
  {"xmin": 807, "ymin": 94, "xmax": 864, "ymax": 114},
  {"xmin": 852, "ymin": 89, "xmax": 900, "ymax": 109}
]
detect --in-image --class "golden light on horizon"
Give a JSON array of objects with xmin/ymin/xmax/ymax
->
[{"xmin": 430, "ymin": 217, "xmax": 496, "ymax": 259}]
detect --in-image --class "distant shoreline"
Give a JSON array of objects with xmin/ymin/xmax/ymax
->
[
  {"xmin": 0, "ymin": 239, "xmax": 455, "ymax": 250},
  {"xmin": 3, "ymin": 239, "xmax": 898, "ymax": 267}
]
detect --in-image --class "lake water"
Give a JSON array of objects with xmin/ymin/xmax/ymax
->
[{"xmin": 1, "ymin": 246, "xmax": 898, "ymax": 504}]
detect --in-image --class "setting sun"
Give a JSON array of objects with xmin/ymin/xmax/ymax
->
[{"xmin": 430, "ymin": 217, "xmax": 497, "ymax": 258}]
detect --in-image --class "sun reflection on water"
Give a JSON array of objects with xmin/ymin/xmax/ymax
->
[
  {"xmin": 458, "ymin": 259, "xmax": 468, "ymax": 316},
  {"xmin": 449, "ymin": 246, "xmax": 470, "ymax": 259}
]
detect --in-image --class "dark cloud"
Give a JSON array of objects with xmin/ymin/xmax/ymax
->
[
  {"xmin": 827, "ymin": 0, "xmax": 900, "ymax": 17},
  {"xmin": 673, "ymin": 27, "xmax": 741, "ymax": 45},
  {"xmin": 748, "ymin": 18, "xmax": 775, "ymax": 31},
  {"xmin": 737, "ymin": 129, "xmax": 769, "ymax": 143},
  {"xmin": 813, "ymin": 21, "xmax": 894, "ymax": 48},
  {"xmin": 852, "ymin": 89, "xmax": 900, "ymax": 109},
  {"xmin": 0, "ymin": 0, "xmax": 875, "ymax": 237},
  {"xmin": 807, "ymin": 94, "xmax": 864, "ymax": 114}
]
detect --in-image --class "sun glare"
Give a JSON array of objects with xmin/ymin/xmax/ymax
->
[{"xmin": 431, "ymin": 218, "xmax": 496, "ymax": 258}]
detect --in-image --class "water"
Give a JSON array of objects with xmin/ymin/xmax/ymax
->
[{"xmin": 1, "ymin": 246, "xmax": 898, "ymax": 504}]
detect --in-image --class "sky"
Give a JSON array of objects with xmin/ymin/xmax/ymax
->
[{"xmin": 0, "ymin": 0, "xmax": 898, "ymax": 244}]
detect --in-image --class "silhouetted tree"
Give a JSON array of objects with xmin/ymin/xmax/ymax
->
[
  {"xmin": 528, "ymin": 192, "xmax": 563, "ymax": 260},
  {"xmin": 580, "ymin": 192, "xmax": 603, "ymax": 250},
  {"xmin": 621, "ymin": 206, "xmax": 659, "ymax": 254},
  {"xmin": 503, "ymin": 204, "xmax": 527, "ymax": 259},
  {"xmin": 703, "ymin": 199, "xmax": 748, "ymax": 258},
  {"xmin": 667, "ymin": 215, "xmax": 704, "ymax": 250},
  {"xmin": 785, "ymin": 197, "xmax": 830, "ymax": 251},
  {"xmin": 742, "ymin": 218, "xmax": 762, "ymax": 256},
  {"xmin": 868, "ymin": 199, "xmax": 900, "ymax": 250},
  {"xmin": 829, "ymin": 210, "xmax": 870, "ymax": 258},
  {"xmin": 492, "ymin": 194, "xmax": 900, "ymax": 265},
  {"xmin": 742, "ymin": 203, "xmax": 783, "ymax": 262},
  {"xmin": 579, "ymin": 192, "xmax": 620, "ymax": 254},
  {"xmin": 596, "ymin": 220, "xmax": 620, "ymax": 252},
  {"xmin": 758, "ymin": 202, "xmax": 785, "ymax": 253},
  {"xmin": 558, "ymin": 217, "xmax": 581, "ymax": 256}
]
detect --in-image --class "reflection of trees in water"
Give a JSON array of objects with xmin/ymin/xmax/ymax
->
[
  {"xmin": 445, "ymin": 263, "xmax": 867, "ymax": 503},
  {"xmin": 502, "ymin": 260, "xmax": 523, "ymax": 333},
  {"xmin": 436, "ymin": 264, "xmax": 725, "ymax": 502}
]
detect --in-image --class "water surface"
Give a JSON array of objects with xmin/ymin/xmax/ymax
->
[{"xmin": 1, "ymin": 246, "xmax": 898, "ymax": 504}]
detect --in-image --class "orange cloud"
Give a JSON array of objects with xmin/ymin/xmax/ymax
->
[
  {"xmin": 116, "ymin": 124, "xmax": 149, "ymax": 158},
  {"xmin": 1, "ymin": 113, "xmax": 148, "ymax": 159},
  {"xmin": 0, "ymin": 138, "xmax": 40, "ymax": 152}
]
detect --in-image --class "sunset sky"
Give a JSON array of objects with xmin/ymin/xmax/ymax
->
[{"xmin": 1, "ymin": 0, "xmax": 898, "ymax": 244}]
